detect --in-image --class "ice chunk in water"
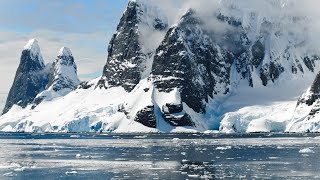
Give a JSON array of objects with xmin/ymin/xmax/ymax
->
[
  {"xmin": 299, "ymin": 148, "xmax": 314, "ymax": 154},
  {"xmin": 65, "ymin": 171, "xmax": 78, "ymax": 175}
]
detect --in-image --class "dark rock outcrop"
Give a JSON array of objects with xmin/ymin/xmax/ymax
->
[
  {"xmin": 152, "ymin": 10, "xmax": 233, "ymax": 116},
  {"xmin": 97, "ymin": 0, "xmax": 168, "ymax": 92},
  {"xmin": 134, "ymin": 105, "xmax": 157, "ymax": 128},
  {"xmin": 2, "ymin": 39, "xmax": 48, "ymax": 114},
  {"xmin": 288, "ymin": 71, "xmax": 320, "ymax": 132},
  {"xmin": 297, "ymin": 72, "xmax": 320, "ymax": 107},
  {"xmin": 162, "ymin": 103, "xmax": 194, "ymax": 126}
]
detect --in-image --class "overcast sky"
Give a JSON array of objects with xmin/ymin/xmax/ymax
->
[{"xmin": 0, "ymin": 0, "xmax": 128, "ymax": 110}]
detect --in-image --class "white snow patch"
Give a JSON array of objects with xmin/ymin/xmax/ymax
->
[
  {"xmin": 299, "ymin": 148, "xmax": 315, "ymax": 154},
  {"xmin": 23, "ymin": 39, "xmax": 45, "ymax": 66},
  {"xmin": 58, "ymin": 47, "xmax": 73, "ymax": 57},
  {"xmin": 216, "ymin": 146, "xmax": 232, "ymax": 150}
]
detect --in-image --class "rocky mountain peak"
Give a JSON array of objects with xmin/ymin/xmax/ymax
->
[
  {"xmin": 296, "ymin": 72, "xmax": 320, "ymax": 107},
  {"xmin": 149, "ymin": 9, "xmax": 233, "ymax": 127},
  {"xmin": 287, "ymin": 71, "xmax": 320, "ymax": 132},
  {"xmin": 23, "ymin": 39, "xmax": 44, "ymax": 65},
  {"xmin": 47, "ymin": 47, "xmax": 80, "ymax": 93},
  {"xmin": 97, "ymin": 0, "xmax": 168, "ymax": 92},
  {"xmin": 24, "ymin": 39, "xmax": 39, "ymax": 52},
  {"xmin": 24, "ymin": 38, "xmax": 38, "ymax": 50},
  {"xmin": 31, "ymin": 47, "xmax": 80, "ymax": 108},
  {"xmin": 58, "ymin": 47, "xmax": 73, "ymax": 58},
  {"xmin": 2, "ymin": 39, "xmax": 48, "ymax": 114},
  {"xmin": 309, "ymin": 72, "xmax": 320, "ymax": 95},
  {"xmin": 54, "ymin": 47, "xmax": 77, "ymax": 68}
]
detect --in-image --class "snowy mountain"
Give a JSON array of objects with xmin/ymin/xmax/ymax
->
[
  {"xmin": 32, "ymin": 47, "xmax": 80, "ymax": 108},
  {"xmin": 1, "ymin": 0, "xmax": 320, "ymax": 133},
  {"xmin": 96, "ymin": 0, "xmax": 168, "ymax": 91},
  {"xmin": 2, "ymin": 39, "xmax": 49, "ymax": 114},
  {"xmin": 151, "ymin": 9, "xmax": 233, "ymax": 127},
  {"xmin": 286, "ymin": 72, "xmax": 320, "ymax": 132}
]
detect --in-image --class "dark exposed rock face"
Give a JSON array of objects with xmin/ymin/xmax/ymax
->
[
  {"xmin": 310, "ymin": 72, "xmax": 320, "ymax": 95},
  {"xmin": 288, "ymin": 71, "xmax": 320, "ymax": 132},
  {"xmin": 260, "ymin": 62, "xmax": 285, "ymax": 86},
  {"xmin": 2, "ymin": 40, "xmax": 48, "ymax": 114},
  {"xmin": 286, "ymin": 70, "xmax": 320, "ymax": 132},
  {"xmin": 162, "ymin": 103, "xmax": 194, "ymax": 126},
  {"xmin": 79, "ymin": 81, "xmax": 94, "ymax": 89},
  {"xmin": 134, "ymin": 105, "xmax": 157, "ymax": 128},
  {"xmin": 98, "ymin": 1, "xmax": 143, "ymax": 91},
  {"xmin": 251, "ymin": 40, "xmax": 265, "ymax": 68},
  {"xmin": 152, "ymin": 10, "xmax": 233, "ymax": 116},
  {"xmin": 297, "ymin": 72, "xmax": 320, "ymax": 107},
  {"xmin": 97, "ymin": 0, "xmax": 168, "ymax": 92}
]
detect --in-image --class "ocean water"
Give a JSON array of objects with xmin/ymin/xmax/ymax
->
[{"xmin": 0, "ymin": 133, "xmax": 319, "ymax": 179}]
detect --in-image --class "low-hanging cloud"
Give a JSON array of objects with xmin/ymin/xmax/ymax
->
[{"xmin": 147, "ymin": 0, "xmax": 320, "ymax": 52}]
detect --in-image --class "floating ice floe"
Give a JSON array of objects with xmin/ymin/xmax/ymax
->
[
  {"xmin": 65, "ymin": 171, "xmax": 78, "ymax": 175},
  {"xmin": 133, "ymin": 135, "xmax": 148, "ymax": 139},
  {"xmin": 70, "ymin": 135, "xmax": 81, "ymax": 138},
  {"xmin": 216, "ymin": 146, "xmax": 232, "ymax": 150},
  {"xmin": 299, "ymin": 148, "xmax": 315, "ymax": 154},
  {"xmin": 3, "ymin": 172, "xmax": 14, "ymax": 177}
]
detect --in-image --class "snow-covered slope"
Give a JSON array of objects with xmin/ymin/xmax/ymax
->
[
  {"xmin": 0, "ymin": 77, "xmax": 203, "ymax": 133},
  {"xmin": 2, "ymin": 0, "xmax": 320, "ymax": 133}
]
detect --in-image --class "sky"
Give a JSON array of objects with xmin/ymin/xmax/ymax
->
[{"xmin": 0, "ymin": 0, "xmax": 128, "ymax": 110}]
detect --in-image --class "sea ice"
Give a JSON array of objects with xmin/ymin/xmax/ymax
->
[{"xmin": 299, "ymin": 148, "xmax": 315, "ymax": 154}]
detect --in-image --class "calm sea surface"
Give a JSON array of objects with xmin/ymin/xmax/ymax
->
[{"xmin": 0, "ymin": 133, "xmax": 319, "ymax": 179}]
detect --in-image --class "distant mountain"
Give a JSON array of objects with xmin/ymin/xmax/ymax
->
[{"xmin": 1, "ymin": 0, "xmax": 320, "ymax": 133}]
